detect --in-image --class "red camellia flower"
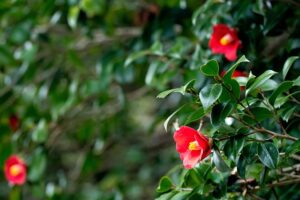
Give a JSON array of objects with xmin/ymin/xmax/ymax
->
[
  {"xmin": 209, "ymin": 24, "xmax": 241, "ymax": 61},
  {"xmin": 4, "ymin": 155, "xmax": 27, "ymax": 185},
  {"xmin": 173, "ymin": 126, "xmax": 211, "ymax": 169},
  {"xmin": 9, "ymin": 114, "xmax": 20, "ymax": 132}
]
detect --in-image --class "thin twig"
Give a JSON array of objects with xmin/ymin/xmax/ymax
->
[{"xmin": 254, "ymin": 127, "xmax": 297, "ymax": 141}]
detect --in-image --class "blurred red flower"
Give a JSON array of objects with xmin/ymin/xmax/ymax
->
[
  {"xmin": 173, "ymin": 126, "xmax": 211, "ymax": 169},
  {"xmin": 209, "ymin": 24, "xmax": 241, "ymax": 61},
  {"xmin": 4, "ymin": 155, "xmax": 27, "ymax": 185},
  {"xmin": 9, "ymin": 114, "xmax": 20, "ymax": 132}
]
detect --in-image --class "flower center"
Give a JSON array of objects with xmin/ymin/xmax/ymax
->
[
  {"xmin": 220, "ymin": 33, "xmax": 233, "ymax": 45},
  {"xmin": 188, "ymin": 141, "xmax": 201, "ymax": 151},
  {"xmin": 9, "ymin": 164, "xmax": 22, "ymax": 177}
]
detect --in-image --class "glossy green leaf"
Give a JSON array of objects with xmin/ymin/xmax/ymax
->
[
  {"xmin": 274, "ymin": 96, "xmax": 289, "ymax": 108},
  {"xmin": 223, "ymin": 55, "xmax": 250, "ymax": 81},
  {"xmin": 157, "ymin": 80, "xmax": 195, "ymax": 99},
  {"xmin": 183, "ymin": 169, "xmax": 202, "ymax": 187},
  {"xmin": 237, "ymin": 155, "xmax": 247, "ymax": 179},
  {"xmin": 156, "ymin": 176, "xmax": 174, "ymax": 193},
  {"xmin": 184, "ymin": 108, "xmax": 205, "ymax": 125},
  {"xmin": 250, "ymin": 107, "xmax": 273, "ymax": 122},
  {"xmin": 213, "ymin": 150, "xmax": 230, "ymax": 172},
  {"xmin": 281, "ymin": 106, "xmax": 296, "ymax": 122},
  {"xmin": 294, "ymin": 76, "xmax": 300, "ymax": 86},
  {"xmin": 237, "ymin": 143, "xmax": 258, "ymax": 178},
  {"xmin": 199, "ymin": 84, "xmax": 222, "ymax": 111},
  {"xmin": 282, "ymin": 56, "xmax": 299, "ymax": 80},
  {"xmin": 211, "ymin": 103, "xmax": 234, "ymax": 127},
  {"xmin": 219, "ymin": 79, "xmax": 240, "ymax": 102},
  {"xmin": 224, "ymin": 137, "xmax": 245, "ymax": 161},
  {"xmin": 259, "ymin": 79, "xmax": 278, "ymax": 91},
  {"xmin": 257, "ymin": 143, "xmax": 279, "ymax": 169},
  {"xmin": 246, "ymin": 70, "xmax": 277, "ymax": 96},
  {"xmin": 200, "ymin": 60, "xmax": 219, "ymax": 76},
  {"xmin": 269, "ymin": 81, "xmax": 293, "ymax": 105}
]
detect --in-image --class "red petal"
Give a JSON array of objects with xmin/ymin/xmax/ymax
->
[
  {"xmin": 224, "ymin": 41, "xmax": 240, "ymax": 61},
  {"xmin": 194, "ymin": 133, "xmax": 211, "ymax": 160},
  {"xmin": 173, "ymin": 126, "xmax": 198, "ymax": 153},
  {"xmin": 181, "ymin": 150, "xmax": 202, "ymax": 169},
  {"xmin": 209, "ymin": 24, "xmax": 241, "ymax": 61}
]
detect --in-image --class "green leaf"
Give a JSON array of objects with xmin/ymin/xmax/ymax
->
[
  {"xmin": 224, "ymin": 137, "xmax": 245, "ymax": 161},
  {"xmin": 199, "ymin": 84, "xmax": 222, "ymax": 111},
  {"xmin": 157, "ymin": 80, "xmax": 195, "ymax": 99},
  {"xmin": 163, "ymin": 105, "xmax": 186, "ymax": 132},
  {"xmin": 150, "ymin": 41, "xmax": 164, "ymax": 56},
  {"xmin": 183, "ymin": 169, "xmax": 202, "ymax": 187},
  {"xmin": 184, "ymin": 108, "xmax": 205, "ymax": 125},
  {"xmin": 200, "ymin": 60, "xmax": 219, "ymax": 76},
  {"xmin": 213, "ymin": 150, "xmax": 230, "ymax": 172},
  {"xmin": 259, "ymin": 79, "xmax": 278, "ymax": 91},
  {"xmin": 274, "ymin": 96, "xmax": 289, "ymax": 108},
  {"xmin": 282, "ymin": 56, "xmax": 299, "ymax": 80},
  {"xmin": 68, "ymin": 6, "xmax": 80, "ymax": 29},
  {"xmin": 237, "ymin": 143, "xmax": 258, "ymax": 178},
  {"xmin": 250, "ymin": 107, "xmax": 273, "ymax": 122},
  {"xmin": 269, "ymin": 81, "xmax": 293, "ymax": 105},
  {"xmin": 32, "ymin": 119, "xmax": 48, "ymax": 143},
  {"xmin": 287, "ymin": 140, "xmax": 300, "ymax": 154},
  {"xmin": 237, "ymin": 155, "xmax": 247, "ymax": 179},
  {"xmin": 156, "ymin": 176, "xmax": 174, "ymax": 193},
  {"xmin": 124, "ymin": 50, "xmax": 148, "ymax": 67},
  {"xmin": 294, "ymin": 76, "xmax": 300, "ymax": 86},
  {"xmin": 257, "ymin": 143, "xmax": 279, "ymax": 169},
  {"xmin": 281, "ymin": 106, "xmax": 296, "ymax": 122},
  {"xmin": 223, "ymin": 55, "xmax": 250, "ymax": 81},
  {"xmin": 145, "ymin": 62, "xmax": 159, "ymax": 85},
  {"xmin": 219, "ymin": 79, "xmax": 240, "ymax": 102},
  {"xmin": 211, "ymin": 103, "xmax": 234, "ymax": 127},
  {"xmin": 28, "ymin": 148, "xmax": 47, "ymax": 182},
  {"xmin": 211, "ymin": 104, "xmax": 223, "ymax": 127},
  {"xmin": 246, "ymin": 70, "xmax": 277, "ymax": 96}
]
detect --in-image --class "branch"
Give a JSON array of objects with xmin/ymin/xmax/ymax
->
[{"xmin": 254, "ymin": 127, "xmax": 298, "ymax": 141}]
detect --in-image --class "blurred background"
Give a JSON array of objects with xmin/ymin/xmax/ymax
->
[{"xmin": 0, "ymin": 0, "xmax": 300, "ymax": 199}]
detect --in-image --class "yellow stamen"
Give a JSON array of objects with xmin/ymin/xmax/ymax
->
[
  {"xmin": 220, "ymin": 34, "xmax": 233, "ymax": 46},
  {"xmin": 188, "ymin": 141, "xmax": 200, "ymax": 151},
  {"xmin": 9, "ymin": 164, "xmax": 22, "ymax": 177}
]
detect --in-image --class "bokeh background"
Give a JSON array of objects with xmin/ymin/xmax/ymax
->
[{"xmin": 0, "ymin": 0, "xmax": 300, "ymax": 199}]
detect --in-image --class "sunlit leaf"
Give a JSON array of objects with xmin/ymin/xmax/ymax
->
[
  {"xmin": 282, "ymin": 56, "xmax": 299, "ymax": 80},
  {"xmin": 157, "ymin": 80, "xmax": 195, "ymax": 99},
  {"xmin": 199, "ymin": 84, "xmax": 222, "ymax": 111},
  {"xmin": 257, "ymin": 143, "xmax": 278, "ymax": 169},
  {"xmin": 213, "ymin": 150, "xmax": 230, "ymax": 172},
  {"xmin": 246, "ymin": 70, "xmax": 277, "ymax": 96}
]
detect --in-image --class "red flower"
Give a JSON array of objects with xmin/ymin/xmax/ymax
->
[
  {"xmin": 9, "ymin": 114, "xmax": 20, "ymax": 132},
  {"xmin": 173, "ymin": 126, "xmax": 211, "ymax": 169},
  {"xmin": 4, "ymin": 155, "xmax": 27, "ymax": 185},
  {"xmin": 209, "ymin": 24, "xmax": 241, "ymax": 61}
]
